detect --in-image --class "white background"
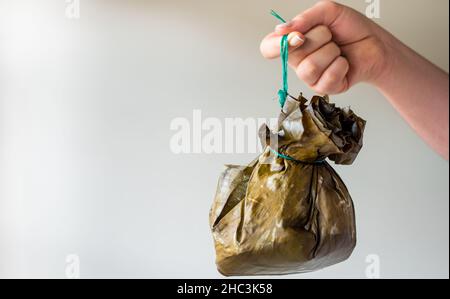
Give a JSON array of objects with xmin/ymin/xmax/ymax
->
[{"xmin": 0, "ymin": 0, "xmax": 448, "ymax": 278}]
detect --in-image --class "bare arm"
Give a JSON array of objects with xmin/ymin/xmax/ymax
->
[{"xmin": 375, "ymin": 32, "xmax": 449, "ymax": 159}]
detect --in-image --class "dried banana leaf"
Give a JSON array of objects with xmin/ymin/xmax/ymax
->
[{"xmin": 210, "ymin": 95, "xmax": 366, "ymax": 276}]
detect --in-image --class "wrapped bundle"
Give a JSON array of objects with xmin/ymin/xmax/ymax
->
[{"xmin": 209, "ymin": 94, "xmax": 366, "ymax": 276}]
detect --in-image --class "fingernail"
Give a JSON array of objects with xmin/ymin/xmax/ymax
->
[{"xmin": 289, "ymin": 35, "xmax": 304, "ymax": 47}]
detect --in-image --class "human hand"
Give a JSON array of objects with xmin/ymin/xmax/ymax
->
[{"xmin": 260, "ymin": 1, "xmax": 392, "ymax": 94}]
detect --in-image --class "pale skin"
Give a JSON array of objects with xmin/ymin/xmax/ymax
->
[{"xmin": 260, "ymin": 1, "xmax": 449, "ymax": 160}]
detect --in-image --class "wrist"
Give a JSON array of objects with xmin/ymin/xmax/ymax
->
[{"xmin": 368, "ymin": 27, "xmax": 402, "ymax": 89}]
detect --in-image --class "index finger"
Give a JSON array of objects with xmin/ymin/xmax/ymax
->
[
  {"xmin": 275, "ymin": 1, "xmax": 343, "ymax": 35},
  {"xmin": 260, "ymin": 32, "xmax": 305, "ymax": 59}
]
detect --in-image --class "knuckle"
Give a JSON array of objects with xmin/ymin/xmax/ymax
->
[
  {"xmin": 342, "ymin": 57, "xmax": 350, "ymax": 71},
  {"xmin": 337, "ymin": 57, "xmax": 350, "ymax": 73},
  {"xmin": 288, "ymin": 52, "xmax": 304, "ymax": 68},
  {"xmin": 297, "ymin": 60, "xmax": 320, "ymax": 83},
  {"xmin": 324, "ymin": 58, "xmax": 348, "ymax": 83},
  {"xmin": 324, "ymin": 71, "xmax": 341, "ymax": 84},
  {"xmin": 313, "ymin": 83, "xmax": 330, "ymax": 95},
  {"xmin": 316, "ymin": 25, "xmax": 333, "ymax": 41},
  {"xmin": 317, "ymin": 0, "xmax": 342, "ymax": 13},
  {"xmin": 340, "ymin": 79, "xmax": 349, "ymax": 93},
  {"xmin": 330, "ymin": 42, "xmax": 341, "ymax": 56}
]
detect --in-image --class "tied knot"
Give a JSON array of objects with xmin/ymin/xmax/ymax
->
[{"xmin": 278, "ymin": 89, "xmax": 288, "ymax": 108}]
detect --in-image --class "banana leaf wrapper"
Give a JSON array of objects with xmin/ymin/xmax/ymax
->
[{"xmin": 209, "ymin": 95, "xmax": 366, "ymax": 276}]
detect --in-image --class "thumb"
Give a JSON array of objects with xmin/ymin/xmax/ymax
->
[{"xmin": 275, "ymin": 1, "xmax": 343, "ymax": 35}]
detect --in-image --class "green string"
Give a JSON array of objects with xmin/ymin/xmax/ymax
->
[
  {"xmin": 270, "ymin": 10, "xmax": 289, "ymax": 108},
  {"xmin": 268, "ymin": 11, "xmax": 326, "ymax": 165},
  {"xmin": 269, "ymin": 148, "xmax": 326, "ymax": 165}
]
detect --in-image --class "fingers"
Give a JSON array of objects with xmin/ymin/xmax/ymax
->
[
  {"xmin": 313, "ymin": 56, "xmax": 350, "ymax": 94},
  {"xmin": 261, "ymin": 23, "xmax": 332, "ymax": 61},
  {"xmin": 260, "ymin": 31, "xmax": 305, "ymax": 59},
  {"xmin": 275, "ymin": 1, "xmax": 343, "ymax": 35},
  {"xmin": 288, "ymin": 25, "xmax": 332, "ymax": 67},
  {"xmin": 261, "ymin": 23, "xmax": 349, "ymax": 94},
  {"xmin": 295, "ymin": 41, "xmax": 341, "ymax": 86},
  {"xmin": 260, "ymin": 1, "xmax": 351, "ymax": 94}
]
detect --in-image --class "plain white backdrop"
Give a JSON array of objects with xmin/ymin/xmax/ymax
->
[{"xmin": 0, "ymin": 0, "xmax": 449, "ymax": 278}]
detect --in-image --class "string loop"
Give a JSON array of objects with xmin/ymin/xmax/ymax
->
[
  {"xmin": 270, "ymin": 10, "xmax": 289, "ymax": 108},
  {"xmin": 269, "ymin": 11, "xmax": 326, "ymax": 165}
]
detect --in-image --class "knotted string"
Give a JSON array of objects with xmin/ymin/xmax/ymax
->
[
  {"xmin": 269, "ymin": 11, "xmax": 326, "ymax": 165},
  {"xmin": 270, "ymin": 10, "xmax": 289, "ymax": 108},
  {"xmin": 269, "ymin": 148, "xmax": 326, "ymax": 165}
]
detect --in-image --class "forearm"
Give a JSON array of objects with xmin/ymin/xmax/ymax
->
[{"xmin": 374, "ymin": 30, "xmax": 449, "ymax": 160}]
